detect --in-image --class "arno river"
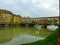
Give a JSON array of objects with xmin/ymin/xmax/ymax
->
[{"xmin": 0, "ymin": 25, "xmax": 58, "ymax": 45}]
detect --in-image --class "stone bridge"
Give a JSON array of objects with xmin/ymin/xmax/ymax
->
[{"xmin": 22, "ymin": 16, "xmax": 60, "ymax": 28}]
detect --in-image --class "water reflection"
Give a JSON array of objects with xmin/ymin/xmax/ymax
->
[
  {"xmin": 47, "ymin": 25, "xmax": 58, "ymax": 31},
  {"xmin": 0, "ymin": 34, "xmax": 44, "ymax": 45},
  {"xmin": 0, "ymin": 27, "xmax": 21, "ymax": 43},
  {"xmin": 0, "ymin": 25, "xmax": 58, "ymax": 45}
]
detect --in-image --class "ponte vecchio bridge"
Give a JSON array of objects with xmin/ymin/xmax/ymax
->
[{"xmin": 22, "ymin": 16, "xmax": 60, "ymax": 28}]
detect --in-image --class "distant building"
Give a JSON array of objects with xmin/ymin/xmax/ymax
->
[
  {"xmin": 0, "ymin": 9, "xmax": 13, "ymax": 24},
  {"xmin": 0, "ymin": 9, "xmax": 22, "ymax": 25}
]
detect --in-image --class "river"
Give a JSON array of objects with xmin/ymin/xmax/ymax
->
[{"xmin": 0, "ymin": 25, "xmax": 58, "ymax": 45}]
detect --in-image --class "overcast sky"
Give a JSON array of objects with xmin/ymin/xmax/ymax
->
[{"xmin": 0, "ymin": 0, "xmax": 59, "ymax": 18}]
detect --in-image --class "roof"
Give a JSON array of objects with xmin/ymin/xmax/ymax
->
[
  {"xmin": 0, "ymin": 9, "xmax": 13, "ymax": 14},
  {"xmin": 31, "ymin": 16, "xmax": 60, "ymax": 19}
]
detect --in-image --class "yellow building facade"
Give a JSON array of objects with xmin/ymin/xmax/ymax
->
[
  {"xmin": 13, "ymin": 15, "xmax": 22, "ymax": 25},
  {"xmin": 0, "ymin": 10, "xmax": 13, "ymax": 24}
]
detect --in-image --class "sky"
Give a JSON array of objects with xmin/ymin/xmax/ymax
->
[{"xmin": 0, "ymin": 0, "xmax": 59, "ymax": 18}]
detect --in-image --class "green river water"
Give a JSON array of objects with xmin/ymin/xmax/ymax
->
[{"xmin": 0, "ymin": 25, "xmax": 58, "ymax": 45}]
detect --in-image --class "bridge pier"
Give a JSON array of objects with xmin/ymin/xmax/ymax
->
[
  {"xmin": 41, "ymin": 25, "xmax": 47, "ymax": 28},
  {"xmin": 0, "ymin": 24, "xmax": 5, "ymax": 27},
  {"xmin": 58, "ymin": 25, "xmax": 60, "ymax": 28}
]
